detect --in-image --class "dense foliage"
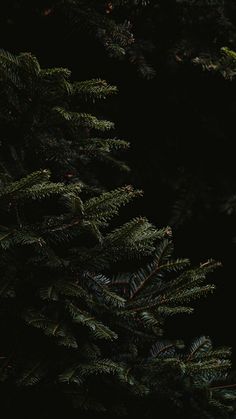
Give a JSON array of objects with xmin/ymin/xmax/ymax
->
[
  {"xmin": 0, "ymin": 50, "xmax": 235, "ymax": 418},
  {"xmin": 1, "ymin": 2, "xmax": 236, "ymax": 418},
  {"xmin": 2, "ymin": 0, "xmax": 236, "ymax": 230}
]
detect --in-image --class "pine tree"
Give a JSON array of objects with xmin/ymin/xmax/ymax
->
[
  {"xmin": 0, "ymin": 50, "xmax": 235, "ymax": 418},
  {"xmin": 2, "ymin": 2, "xmax": 236, "ymax": 227}
]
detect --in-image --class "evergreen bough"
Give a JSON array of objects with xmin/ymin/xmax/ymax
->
[
  {"xmin": 0, "ymin": 50, "xmax": 235, "ymax": 418},
  {"xmin": 0, "ymin": 49, "xmax": 129, "ymax": 184}
]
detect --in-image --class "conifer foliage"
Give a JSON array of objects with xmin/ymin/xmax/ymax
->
[
  {"xmin": 16, "ymin": 0, "xmax": 236, "ymax": 77},
  {"xmin": 0, "ymin": 49, "xmax": 129, "ymax": 184},
  {"xmin": 0, "ymin": 50, "xmax": 235, "ymax": 418}
]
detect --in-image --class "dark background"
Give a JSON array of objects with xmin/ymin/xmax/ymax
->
[{"xmin": 1, "ymin": 2, "xmax": 235, "ymax": 361}]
